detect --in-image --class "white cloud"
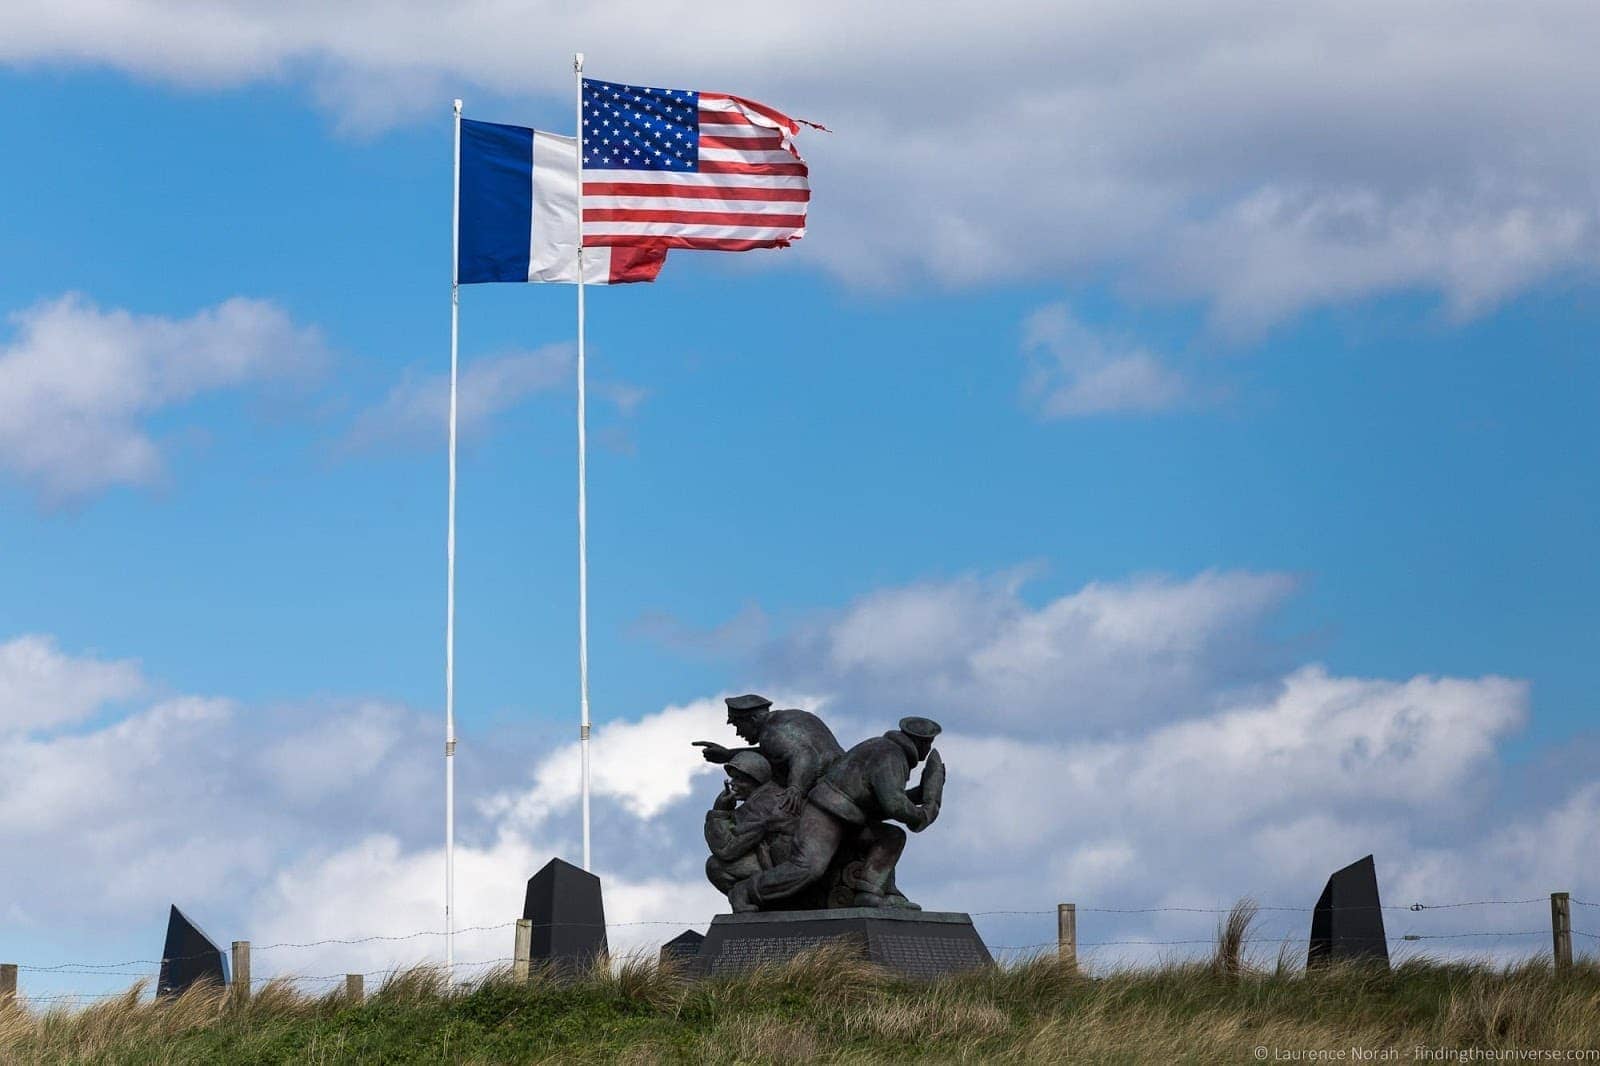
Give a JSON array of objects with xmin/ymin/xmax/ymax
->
[
  {"xmin": 768, "ymin": 569, "xmax": 1299, "ymax": 731},
  {"xmin": 0, "ymin": 566, "xmax": 1588, "ymax": 989},
  {"xmin": 0, "ymin": 634, "xmax": 145, "ymax": 734},
  {"xmin": 342, "ymin": 346, "xmax": 569, "ymax": 452},
  {"xmin": 910, "ymin": 664, "xmax": 1531, "ymax": 961},
  {"xmin": 0, "ymin": 633, "xmax": 728, "ymax": 988},
  {"xmin": 2, "ymin": 5, "xmax": 1598, "ymax": 323},
  {"xmin": 0, "ymin": 644, "xmax": 441, "ymax": 933},
  {"xmin": 1021, "ymin": 304, "xmax": 1195, "ymax": 417},
  {"xmin": 0, "ymin": 294, "xmax": 326, "ymax": 503},
  {"xmin": 1158, "ymin": 188, "xmax": 1596, "ymax": 332},
  {"xmin": 483, "ymin": 698, "xmax": 725, "ymax": 826},
  {"xmin": 595, "ymin": 381, "xmax": 650, "ymax": 417},
  {"xmin": 342, "ymin": 346, "xmax": 650, "ymax": 453}
]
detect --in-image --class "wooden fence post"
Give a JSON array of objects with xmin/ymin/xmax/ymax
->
[
  {"xmin": 0, "ymin": 963, "xmax": 16, "ymax": 1007},
  {"xmin": 514, "ymin": 918, "xmax": 533, "ymax": 982},
  {"xmin": 230, "ymin": 941, "xmax": 250, "ymax": 1004},
  {"xmin": 1552, "ymin": 892, "xmax": 1573, "ymax": 976},
  {"xmin": 345, "ymin": 974, "xmax": 364, "ymax": 1003},
  {"xmin": 1057, "ymin": 903, "xmax": 1077, "ymax": 973}
]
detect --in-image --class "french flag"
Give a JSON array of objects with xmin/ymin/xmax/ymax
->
[{"xmin": 457, "ymin": 118, "xmax": 666, "ymax": 285}]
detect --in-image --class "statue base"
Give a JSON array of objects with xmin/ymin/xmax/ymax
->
[{"xmin": 690, "ymin": 908, "xmax": 993, "ymax": 979}]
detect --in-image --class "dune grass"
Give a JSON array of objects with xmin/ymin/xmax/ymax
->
[{"xmin": 4, "ymin": 908, "xmax": 1600, "ymax": 1064}]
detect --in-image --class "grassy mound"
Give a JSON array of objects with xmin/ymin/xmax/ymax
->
[{"xmin": 5, "ymin": 939, "xmax": 1600, "ymax": 1063}]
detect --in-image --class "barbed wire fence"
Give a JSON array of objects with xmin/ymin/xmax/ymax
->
[{"xmin": 2, "ymin": 893, "xmax": 1594, "ymax": 1009}]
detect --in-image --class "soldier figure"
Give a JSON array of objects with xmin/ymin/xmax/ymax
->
[
  {"xmin": 693, "ymin": 694, "xmax": 845, "ymax": 807},
  {"xmin": 702, "ymin": 751, "xmax": 798, "ymax": 895}
]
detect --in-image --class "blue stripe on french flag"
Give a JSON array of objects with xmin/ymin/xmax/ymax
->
[
  {"xmin": 459, "ymin": 119, "xmax": 534, "ymax": 284},
  {"xmin": 458, "ymin": 118, "xmax": 665, "ymax": 286}
]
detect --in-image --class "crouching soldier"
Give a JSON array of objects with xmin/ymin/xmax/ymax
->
[{"xmin": 703, "ymin": 751, "xmax": 799, "ymax": 897}]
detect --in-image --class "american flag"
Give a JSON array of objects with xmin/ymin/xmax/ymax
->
[{"xmin": 580, "ymin": 77, "xmax": 813, "ymax": 253}]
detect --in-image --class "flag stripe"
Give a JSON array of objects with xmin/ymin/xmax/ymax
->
[
  {"xmin": 585, "ymin": 195, "xmax": 807, "ymax": 214},
  {"xmin": 699, "ymin": 123, "xmax": 774, "ymax": 139},
  {"xmin": 585, "ymin": 208, "xmax": 809, "ymax": 227},
  {"xmin": 590, "ymin": 234, "xmax": 796, "ymax": 251},
  {"xmin": 588, "ymin": 221, "xmax": 800, "ymax": 238},
  {"xmin": 700, "ymin": 134, "xmax": 785, "ymax": 151},
  {"xmin": 583, "ymin": 169, "xmax": 808, "ymax": 188},
  {"xmin": 457, "ymin": 119, "xmax": 534, "ymax": 284},
  {"xmin": 696, "ymin": 105, "xmax": 761, "ymax": 125},
  {"xmin": 699, "ymin": 148, "xmax": 800, "ymax": 165},
  {"xmin": 583, "ymin": 182, "xmax": 810, "ymax": 202},
  {"xmin": 698, "ymin": 160, "xmax": 808, "ymax": 177}
]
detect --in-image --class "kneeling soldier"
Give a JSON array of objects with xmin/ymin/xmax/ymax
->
[{"xmin": 704, "ymin": 751, "xmax": 799, "ymax": 897}]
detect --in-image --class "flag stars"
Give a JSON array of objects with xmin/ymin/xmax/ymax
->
[{"xmin": 577, "ymin": 80, "xmax": 700, "ymax": 173}]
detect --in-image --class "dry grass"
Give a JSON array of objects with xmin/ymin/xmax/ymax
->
[{"xmin": 5, "ymin": 915, "xmax": 1600, "ymax": 1064}]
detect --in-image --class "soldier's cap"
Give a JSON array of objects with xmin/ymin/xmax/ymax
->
[
  {"xmin": 725, "ymin": 694, "xmax": 773, "ymax": 716},
  {"xmin": 898, "ymin": 716, "xmax": 942, "ymax": 741},
  {"xmin": 725, "ymin": 750, "xmax": 773, "ymax": 785}
]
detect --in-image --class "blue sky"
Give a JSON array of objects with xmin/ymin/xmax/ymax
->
[{"xmin": 3, "ymin": 3, "xmax": 1600, "ymax": 996}]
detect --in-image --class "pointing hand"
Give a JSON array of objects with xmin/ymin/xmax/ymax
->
[{"xmin": 692, "ymin": 741, "xmax": 733, "ymax": 764}]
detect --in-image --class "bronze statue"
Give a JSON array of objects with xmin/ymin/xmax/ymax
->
[{"xmin": 695, "ymin": 696, "xmax": 946, "ymax": 912}]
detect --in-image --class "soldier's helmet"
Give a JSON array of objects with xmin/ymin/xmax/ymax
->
[
  {"xmin": 898, "ymin": 716, "xmax": 942, "ymax": 742},
  {"xmin": 726, "ymin": 750, "xmax": 774, "ymax": 785}
]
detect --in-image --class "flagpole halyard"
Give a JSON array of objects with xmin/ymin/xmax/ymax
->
[
  {"xmin": 445, "ymin": 96, "xmax": 463, "ymax": 978},
  {"xmin": 574, "ymin": 52, "xmax": 593, "ymax": 873}
]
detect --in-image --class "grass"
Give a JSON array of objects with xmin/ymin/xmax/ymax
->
[{"xmin": 4, "ymin": 906, "xmax": 1600, "ymax": 1064}]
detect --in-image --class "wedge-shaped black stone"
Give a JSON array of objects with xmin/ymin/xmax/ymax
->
[
  {"xmin": 522, "ymin": 857, "xmax": 607, "ymax": 972},
  {"xmin": 157, "ymin": 905, "xmax": 228, "ymax": 998},
  {"xmin": 1307, "ymin": 854, "xmax": 1390, "ymax": 969},
  {"xmin": 659, "ymin": 929, "xmax": 705, "ymax": 967}
]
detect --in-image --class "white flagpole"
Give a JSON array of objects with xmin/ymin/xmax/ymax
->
[
  {"xmin": 573, "ymin": 53, "xmax": 592, "ymax": 872},
  {"xmin": 445, "ymin": 96, "xmax": 462, "ymax": 976}
]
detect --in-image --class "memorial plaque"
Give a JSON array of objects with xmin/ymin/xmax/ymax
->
[
  {"xmin": 156, "ymin": 905, "xmax": 229, "ymax": 998},
  {"xmin": 1307, "ymin": 854, "xmax": 1390, "ymax": 969},
  {"xmin": 523, "ymin": 857, "xmax": 607, "ymax": 972}
]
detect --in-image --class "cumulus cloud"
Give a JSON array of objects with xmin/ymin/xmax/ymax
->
[
  {"xmin": 918, "ymin": 663, "xmax": 1528, "ymax": 925},
  {"xmin": 5, "ymin": 4, "xmax": 1598, "ymax": 322},
  {"xmin": 342, "ymin": 346, "xmax": 647, "ymax": 453},
  {"xmin": 1, "ymin": 564, "xmax": 1590, "ymax": 989},
  {"xmin": 0, "ymin": 635, "xmax": 439, "ymax": 930},
  {"xmin": 0, "ymin": 634, "xmax": 145, "ymax": 734},
  {"xmin": 1021, "ymin": 304, "xmax": 1196, "ymax": 417},
  {"xmin": 0, "ymin": 632, "xmax": 728, "ymax": 989},
  {"xmin": 763, "ymin": 569, "xmax": 1299, "ymax": 732},
  {"xmin": 483, "ymin": 698, "xmax": 725, "ymax": 826},
  {"xmin": 0, "ymin": 294, "xmax": 326, "ymax": 504},
  {"xmin": 342, "ymin": 346, "xmax": 567, "ymax": 451}
]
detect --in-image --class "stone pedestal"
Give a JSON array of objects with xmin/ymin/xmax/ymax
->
[{"xmin": 694, "ymin": 908, "xmax": 992, "ymax": 979}]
